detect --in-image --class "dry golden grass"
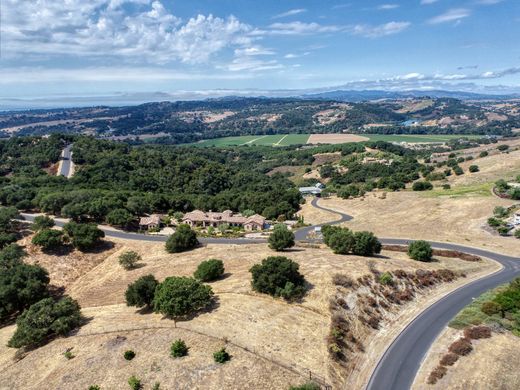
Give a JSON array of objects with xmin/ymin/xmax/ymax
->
[
  {"xmin": 0, "ymin": 239, "xmax": 496, "ymax": 390},
  {"xmin": 309, "ymin": 193, "xmax": 518, "ymax": 256},
  {"xmin": 307, "ymin": 134, "xmax": 369, "ymax": 144},
  {"xmin": 414, "ymin": 329, "xmax": 520, "ymax": 390}
]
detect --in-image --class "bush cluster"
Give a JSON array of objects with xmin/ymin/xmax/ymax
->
[
  {"xmin": 250, "ymin": 256, "xmax": 306, "ymax": 300},
  {"xmin": 170, "ymin": 339, "xmax": 189, "ymax": 358},
  {"xmin": 213, "ymin": 347, "xmax": 231, "ymax": 363},
  {"xmin": 412, "ymin": 181, "xmax": 433, "ymax": 191},
  {"xmin": 322, "ymin": 226, "xmax": 381, "ymax": 256},
  {"xmin": 407, "ymin": 240, "xmax": 433, "ymax": 262},
  {"xmin": 119, "ymin": 251, "xmax": 141, "ymax": 270},
  {"xmin": 268, "ymin": 224, "xmax": 295, "ymax": 251},
  {"xmin": 194, "ymin": 259, "xmax": 225, "ymax": 282},
  {"xmin": 165, "ymin": 224, "xmax": 198, "ymax": 253}
]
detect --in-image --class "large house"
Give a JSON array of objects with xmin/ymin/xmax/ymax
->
[
  {"xmin": 299, "ymin": 183, "xmax": 325, "ymax": 196},
  {"xmin": 139, "ymin": 214, "xmax": 163, "ymax": 230},
  {"xmin": 183, "ymin": 210, "xmax": 266, "ymax": 231}
]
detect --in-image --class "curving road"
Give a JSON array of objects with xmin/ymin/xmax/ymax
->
[
  {"xmin": 58, "ymin": 145, "xmax": 73, "ymax": 177},
  {"xmin": 21, "ymin": 198, "xmax": 520, "ymax": 390}
]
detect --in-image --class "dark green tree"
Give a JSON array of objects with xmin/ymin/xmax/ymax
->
[
  {"xmin": 408, "ymin": 240, "xmax": 433, "ymax": 262},
  {"xmin": 153, "ymin": 276, "xmax": 213, "ymax": 318},
  {"xmin": 193, "ymin": 259, "xmax": 225, "ymax": 282},
  {"xmin": 8, "ymin": 296, "xmax": 81, "ymax": 348},
  {"xmin": 268, "ymin": 224, "xmax": 295, "ymax": 251},
  {"xmin": 0, "ymin": 263, "xmax": 49, "ymax": 321},
  {"xmin": 32, "ymin": 215, "xmax": 55, "ymax": 231},
  {"xmin": 250, "ymin": 256, "xmax": 306, "ymax": 300},
  {"xmin": 31, "ymin": 229, "xmax": 64, "ymax": 251},
  {"xmin": 63, "ymin": 222, "xmax": 104, "ymax": 251},
  {"xmin": 165, "ymin": 224, "xmax": 198, "ymax": 253},
  {"xmin": 125, "ymin": 275, "xmax": 159, "ymax": 308},
  {"xmin": 106, "ymin": 208, "xmax": 134, "ymax": 228}
]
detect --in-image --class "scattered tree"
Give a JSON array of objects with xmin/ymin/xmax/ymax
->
[
  {"xmin": 0, "ymin": 244, "xmax": 26, "ymax": 269},
  {"xmin": 268, "ymin": 224, "xmax": 295, "ymax": 251},
  {"xmin": 194, "ymin": 259, "xmax": 224, "ymax": 282},
  {"xmin": 106, "ymin": 208, "xmax": 134, "ymax": 228},
  {"xmin": 250, "ymin": 256, "xmax": 306, "ymax": 300},
  {"xmin": 165, "ymin": 224, "xmax": 198, "ymax": 253},
  {"xmin": 479, "ymin": 151, "xmax": 488, "ymax": 158},
  {"xmin": 125, "ymin": 275, "xmax": 159, "ymax": 309},
  {"xmin": 408, "ymin": 240, "xmax": 433, "ymax": 262},
  {"xmin": 497, "ymin": 144, "xmax": 509, "ymax": 151},
  {"xmin": 468, "ymin": 165, "xmax": 479, "ymax": 173},
  {"xmin": 128, "ymin": 375, "xmax": 142, "ymax": 390},
  {"xmin": 412, "ymin": 181, "xmax": 433, "ymax": 191},
  {"xmin": 32, "ymin": 215, "xmax": 55, "ymax": 231},
  {"xmin": 31, "ymin": 229, "xmax": 64, "ymax": 251},
  {"xmin": 153, "ymin": 276, "xmax": 213, "ymax": 318},
  {"xmin": 63, "ymin": 222, "xmax": 104, "ymax": 251},
  {"xmin": 0, "ymin": 263, "xmax": 49, "ymax": 322},
  {"xmin": 124, "ymin": 350, "xmax": 136, "ymax": 360},
  {"xmin": 119, "ymin": 251, "xmax": 141, "ymax": 270},
  {"xmin": 8, "ymin": 296, "xmax": 81, "ymax": 348}
]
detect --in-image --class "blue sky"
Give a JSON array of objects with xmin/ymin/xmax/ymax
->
[{"xmin": 1, "ymin": 0, "xmax": 519, "ymax": 99}]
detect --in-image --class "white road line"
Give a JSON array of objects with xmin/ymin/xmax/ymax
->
[
  {"xmin": 241, "ymin": 135, "xmax": 268, "ymax": 145},
  {"xmin": 273, "ymin": 134, "xmax": 288, "ymax": 146}
]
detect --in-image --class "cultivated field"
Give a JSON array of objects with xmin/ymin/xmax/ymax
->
[
  {"xmin": 0, "ymin": 239, "xmax": 496, "ymax": 390},
  {"xmin": 191, "ymin": 134, "xmax": 480, "ymax": 147}
]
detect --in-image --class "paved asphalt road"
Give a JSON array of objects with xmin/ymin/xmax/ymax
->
[
  {"xmin": 21, "ymin": 198, "xmax": 520, "ymax": 390},
  {"xmin": 58, "ymin": 145, "xmax": 73, "ymax": 177}
]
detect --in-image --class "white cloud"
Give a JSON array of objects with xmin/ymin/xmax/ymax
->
[
  {"xmin": 264, "ymin": 22, "xmax": 344, "ymax": 35},
  {"xmin": 2, "ymin": 0, "xmax": 253, "ymax": 64},
  {"xmin": 377, "ymin": 4, "xmax": 400, "ymax": 10},
  {"xmin": 420, "ymin": 0, "xmax": 439, "ymax": 4},
  {"xmin": 284, "ymin": 52, "xmax": 310, "ymax": 59},
  {"xmin": 351, "ymin": 22, "xmax": 411, "ymax": 38},
  {"xmin": 476, "ymin": 0, "xmax": 504, "ymax": 4},
  {"xmin": 272, "ymin": 8, "xmax": 307, "ymax": 19},
  {"xmin": 428, "ymin": 8, "xmax": 471, "ymax": 24}
]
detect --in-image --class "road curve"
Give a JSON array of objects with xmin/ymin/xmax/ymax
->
[
  {"xmin": 58, "ymin": 145, "xmax": 73, "ymax": 177},
  {"xmin": 20, "ymin": 199, "xmax": 520, "ymax": 390}
]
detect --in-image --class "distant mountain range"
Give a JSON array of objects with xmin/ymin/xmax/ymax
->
[
  {"xmin": 300, "ymin": 89, "xmax": 520, "ymax": 102},
  {"xmin": 1, "ymin": 89, "xmax": 519, "ymax": 111}
]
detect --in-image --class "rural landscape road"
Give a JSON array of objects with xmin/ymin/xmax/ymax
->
[
  {"xmin": 20, "ymin": 197, "xmax": 520, "ymax": 390},
  {"xmin": 57, "ymin": 145, "xmax": 73, "ymax": 177}
]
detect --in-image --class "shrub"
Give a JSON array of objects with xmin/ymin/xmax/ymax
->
[
  {"xmin": 125, "ymin": 275, "xmax": 159, "ymax": 308},
  {"xmin": 0, "ymin": 263, "xmax": 49, "ymax": 321},
  {"xmin": 194, "ymin": 259, "xmax": 224, "ymax": 282},
  {"xmin": 213, "ymin": 347, "xmax": 231, "ymax": 363},
  {"xmin": 170, "ymin": 339, "xmax": 188, "ymax": 358},
  {"xmin": 63, "ymin": 222, "xmax": 104, "ymax": 251},
  {"xmin": 0, "ymin": 244, "xmax": 27, "ymax": 269},
  {"xmin": 8, "ymin": 296, "xmax": 81, "ymax": 348},
  {"xmin": 515, "ymin": 230, "xmax": 520, "ymax": 239},
  {"xmin": 453, "ymin": 166, "xmax": 464, "ymax": 175},
  {"xmin": 62, "ymin": 349, "xmax": 74, "ymax": 359},
  {"xmin": 153, "ymin": 276, "xmax": 213, "ymax": 318},
  {"xmin": 128, "ymin": 375, "xmax": 141, "ymax": 390},
  {"xmin": 32, "ymin": 215, "xmax": 55, "ymax": 231},
  {"xmin": 469, "ymin": 165, "xmax": 479, "ymax": 173},
  {"xmin": 481, "ymin": 301, "xmax": 501, "ymax": 315},
  {"xmin": 479, "ymin": 151, "xmax": 488, "ymax": 158},
  {"xmin": 250, "ymin": 256, "xmax": 306, "ymax": 300},
  {"xmin": 493, "ymin": 206, "xmax": 508, "ymax": 218},
  {"xmin": 89, "ymin": 386, "xmax": 101, "ymax": 390},
  {"xmin": 442, "ymin": 184, "xmax": 451, "ymax": 190},
  {"xmin": 326, "ymin": 228, "xmax": 355, "ymax": 255},
  {"xmin": 152, "ymin": 383, "xmax": 161, "ymax": 390},
  {"xmin": 31, "ymin": 229, "xmax": 64, "ymax": 250},
  {"xmin": 497, "ymin": 226, "xmax": 510, "ymax": 236},
  {"xmin": 119, "ymin": 251, "xmax": 141, "ymax": 270},
  {"xmin": 448, "ymin": 338, "xmax": 473, "ymax": 356},
  {"xmin": 268, "ymin": 224, "xmax": 295, "ymax": 251},
  {"xmin": 497, "ymin": 144, "xmax": 509, "ymax": 151},
  {"xmin": 487, "ymin": 217, "xmax": 503, "ymax": 228},
  {"xmin": 427, "ymin": 365, "xmax": 447, "ymax": 384},
  {"xmin": 352, "ymin": 231, "xmax": 382, "ymax": 256},
  {"xmin": 412, "ymin": 181, "xmax": 433, "ymax": 191},
  {"xmin": 0, "ymin": 232, "xmax": 17, "ymax": 250},
  {"xmin": 439, "ymin": 352, "xmax": 459, "ymax": 366},
  {"xmin": 165, "ymin": 224, "xmax": 198, "ymax": 253},
  {"xmin": 378, "ymin": 272, "xmax": 393, "ymax": 285},
  {"xmin": 463, "ymin": 326, "xmax": 492, "ymax": 340},
  {"xmin": 407, "ymin": 240, "xmax": 433, "ymax": 262},
  {"xmin": 124, "ymin": 350, "xmax": 136, "ymax": 360},
  {"xmin": 332, "ymin": 274, "xmax": 354, "ymax": 288},
  {"xmin": 289, "ymin": 382, "xmax": 320, "ymax": 390}
]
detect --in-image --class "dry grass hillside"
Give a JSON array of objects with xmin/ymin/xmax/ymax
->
[{"xmin": 0, "ymin": 238, "xmax": 498, "ymax": 390}]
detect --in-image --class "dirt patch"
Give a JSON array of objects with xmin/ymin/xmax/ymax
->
[
  {"xmin": 312, "ymin": 152, "xmax": 343, "ymax": 166},
  {"xmin": 307, "ymin": 134, "xmax": 369, "ymax": 144}
]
